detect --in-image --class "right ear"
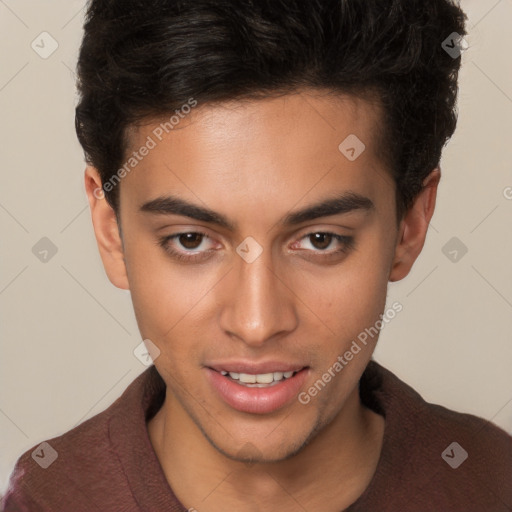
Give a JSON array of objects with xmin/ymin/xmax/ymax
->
[{"xmin": 84, "ymin": 167, "xmax": 129, "ymax": 290}]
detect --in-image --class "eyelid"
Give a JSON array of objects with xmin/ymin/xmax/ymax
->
[
  {"xmin": 161, "ymin": 228, "xmax": 350, "ymax": 246},
  {"xmin": 157, "ymin": 231, "xmax": 218, "ymax": 264},
  {"xmin": 162, "ymin": 231, "xmax": 217, "ymax": 250},
  {"xmin": 158, "ymin": 228, "xmax": 354, "ymax": 262},
  {"xmin": 291, "ymin": 232, "xmax": 354, "ymax": 250}
]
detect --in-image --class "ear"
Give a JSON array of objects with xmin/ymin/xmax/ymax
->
[
  {"xmin": 84, "ymin": 167, "xmax": 129, "ymax": 290},
  {"xmin": 389, "ymin": 168, "xmax": 440, "ymax": 282}
]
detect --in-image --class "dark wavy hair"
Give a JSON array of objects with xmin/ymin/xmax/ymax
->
[{"xmin": 75, "ymin": 0, "xmax": 467, "ymax": 222}]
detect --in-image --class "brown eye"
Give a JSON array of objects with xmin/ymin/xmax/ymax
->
[
  {"xmin": 178, "ymin": 233, "xmax": 204, "ymax": 250},
  {"xmin": 309, "ymin": 233, "xmax": 333, "ymax": 250},
  {"xmin": 158, "ymin": 231, "xmax": 217, "ymax": 263},
  {"xmin": 291, "ymin": 232, "xmax": 355, "ymax": 259}
]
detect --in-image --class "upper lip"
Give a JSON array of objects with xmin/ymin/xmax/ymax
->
[{"xmin": 206, "ymin": 361, "xmax": 307, "ymax": 374}]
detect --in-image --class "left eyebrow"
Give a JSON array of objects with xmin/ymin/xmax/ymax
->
[
  {"xmin": 281, "ymin": 192, "xmax": 375, "ymax": 226},
  {"xmin": 139, "ymin": 191, "xmax": 375, "ymax": 231}
]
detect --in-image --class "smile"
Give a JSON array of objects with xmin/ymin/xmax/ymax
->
[
  {"xmin": 220, "ymin": 370, "xmax": 299, "ymax": 387},
  {"xmin": 205, "ymin": 366, "xmax": 309, "ymax": 414}
]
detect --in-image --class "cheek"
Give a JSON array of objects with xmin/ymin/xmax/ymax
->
[
  {"xmin": 296, "ymin": 249, "xmax": 391, "ymax": 415},
  {"xmin": 299, "ymin": 243, "xmax": 390, "ymax": 335},
  {"xmin": 123, "ymin": 238, "xmax": 216, "ymax": 342},
  {"xmin": 295, "ymin": 239, "xmax": 393, "ymax": 388}
]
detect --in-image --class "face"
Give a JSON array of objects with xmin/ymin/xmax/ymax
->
[{"xmin": 86, "ymin": 89, "xmax": 435, "ymax": 463}]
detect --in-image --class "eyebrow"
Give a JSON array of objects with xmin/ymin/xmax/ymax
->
[{"xmin": 139, "ymin": 191, "xmax": 375, "ymax": 231}]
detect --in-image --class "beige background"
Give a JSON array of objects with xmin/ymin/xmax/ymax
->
[{"xmin": 1, "ymin": 0, "xmax": 511, "ymax": 495}]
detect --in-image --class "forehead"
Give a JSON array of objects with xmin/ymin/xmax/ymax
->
[
  {"xmin": 129, "ymin": 89, "xmax": 383, "ymax": 155},
  {"xmin": 120, "ymin": 90, "xmax": 393, "ymax": 220}
]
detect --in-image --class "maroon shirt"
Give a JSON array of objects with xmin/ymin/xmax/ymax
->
[{"xmin": 2, "ymin": 360, "xmax": 512, "ymax": 511}]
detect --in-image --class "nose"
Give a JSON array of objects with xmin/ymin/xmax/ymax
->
[{"xmin": 219, "ymin": 247, "xmax": 298, "ymax": 347}]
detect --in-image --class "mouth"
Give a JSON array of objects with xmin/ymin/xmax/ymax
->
[
  {"xmin": 204, "ymin": 364, "xmax": 309, "ymax": 414},
  {"xmin": 217, "ymin": 370, "xmax": 300, "ymax": 387}
]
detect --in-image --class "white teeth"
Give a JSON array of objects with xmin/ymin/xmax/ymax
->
[
  {"xmin": 255, "ymin": 373, "xmax": 274, "ymax": 384},
  {"xmin": 239, "ymin": 373, "xmax": 256, "ymax": 383},
  {"xmin": 223, "ymin": 370, "xmax": 298, "ymax": 385}
]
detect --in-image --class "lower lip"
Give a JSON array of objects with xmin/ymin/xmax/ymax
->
[{"xmin": 205, "ymin": 368, "xmax": 309, "ymax": 414}]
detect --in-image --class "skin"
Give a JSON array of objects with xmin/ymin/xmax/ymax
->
[{"xmin": 84, "ymin": 88, "xmax": 439, "ymax": 511}]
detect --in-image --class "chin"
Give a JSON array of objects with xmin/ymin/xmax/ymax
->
[{"xmin": 204, "ymin": 426, "xmax": 314, "ymax": 465}]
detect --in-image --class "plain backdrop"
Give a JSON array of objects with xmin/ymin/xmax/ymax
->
[{"xmin": 1, "ymin": 0, "xmax": 511, "ymax": 495}]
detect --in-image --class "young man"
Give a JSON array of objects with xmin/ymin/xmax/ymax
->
[{"xmin": 3, "ymin": 0, "xmax": 512, "ymax": 510}]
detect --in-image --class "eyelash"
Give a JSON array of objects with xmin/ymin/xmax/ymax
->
[
  {"xmin": 158, "ymin": 231, "xmax": 214, "ymax": 263},
  {"xmin": 158, "ymin": 231, "xmax": 355, "ymax": 263}
]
